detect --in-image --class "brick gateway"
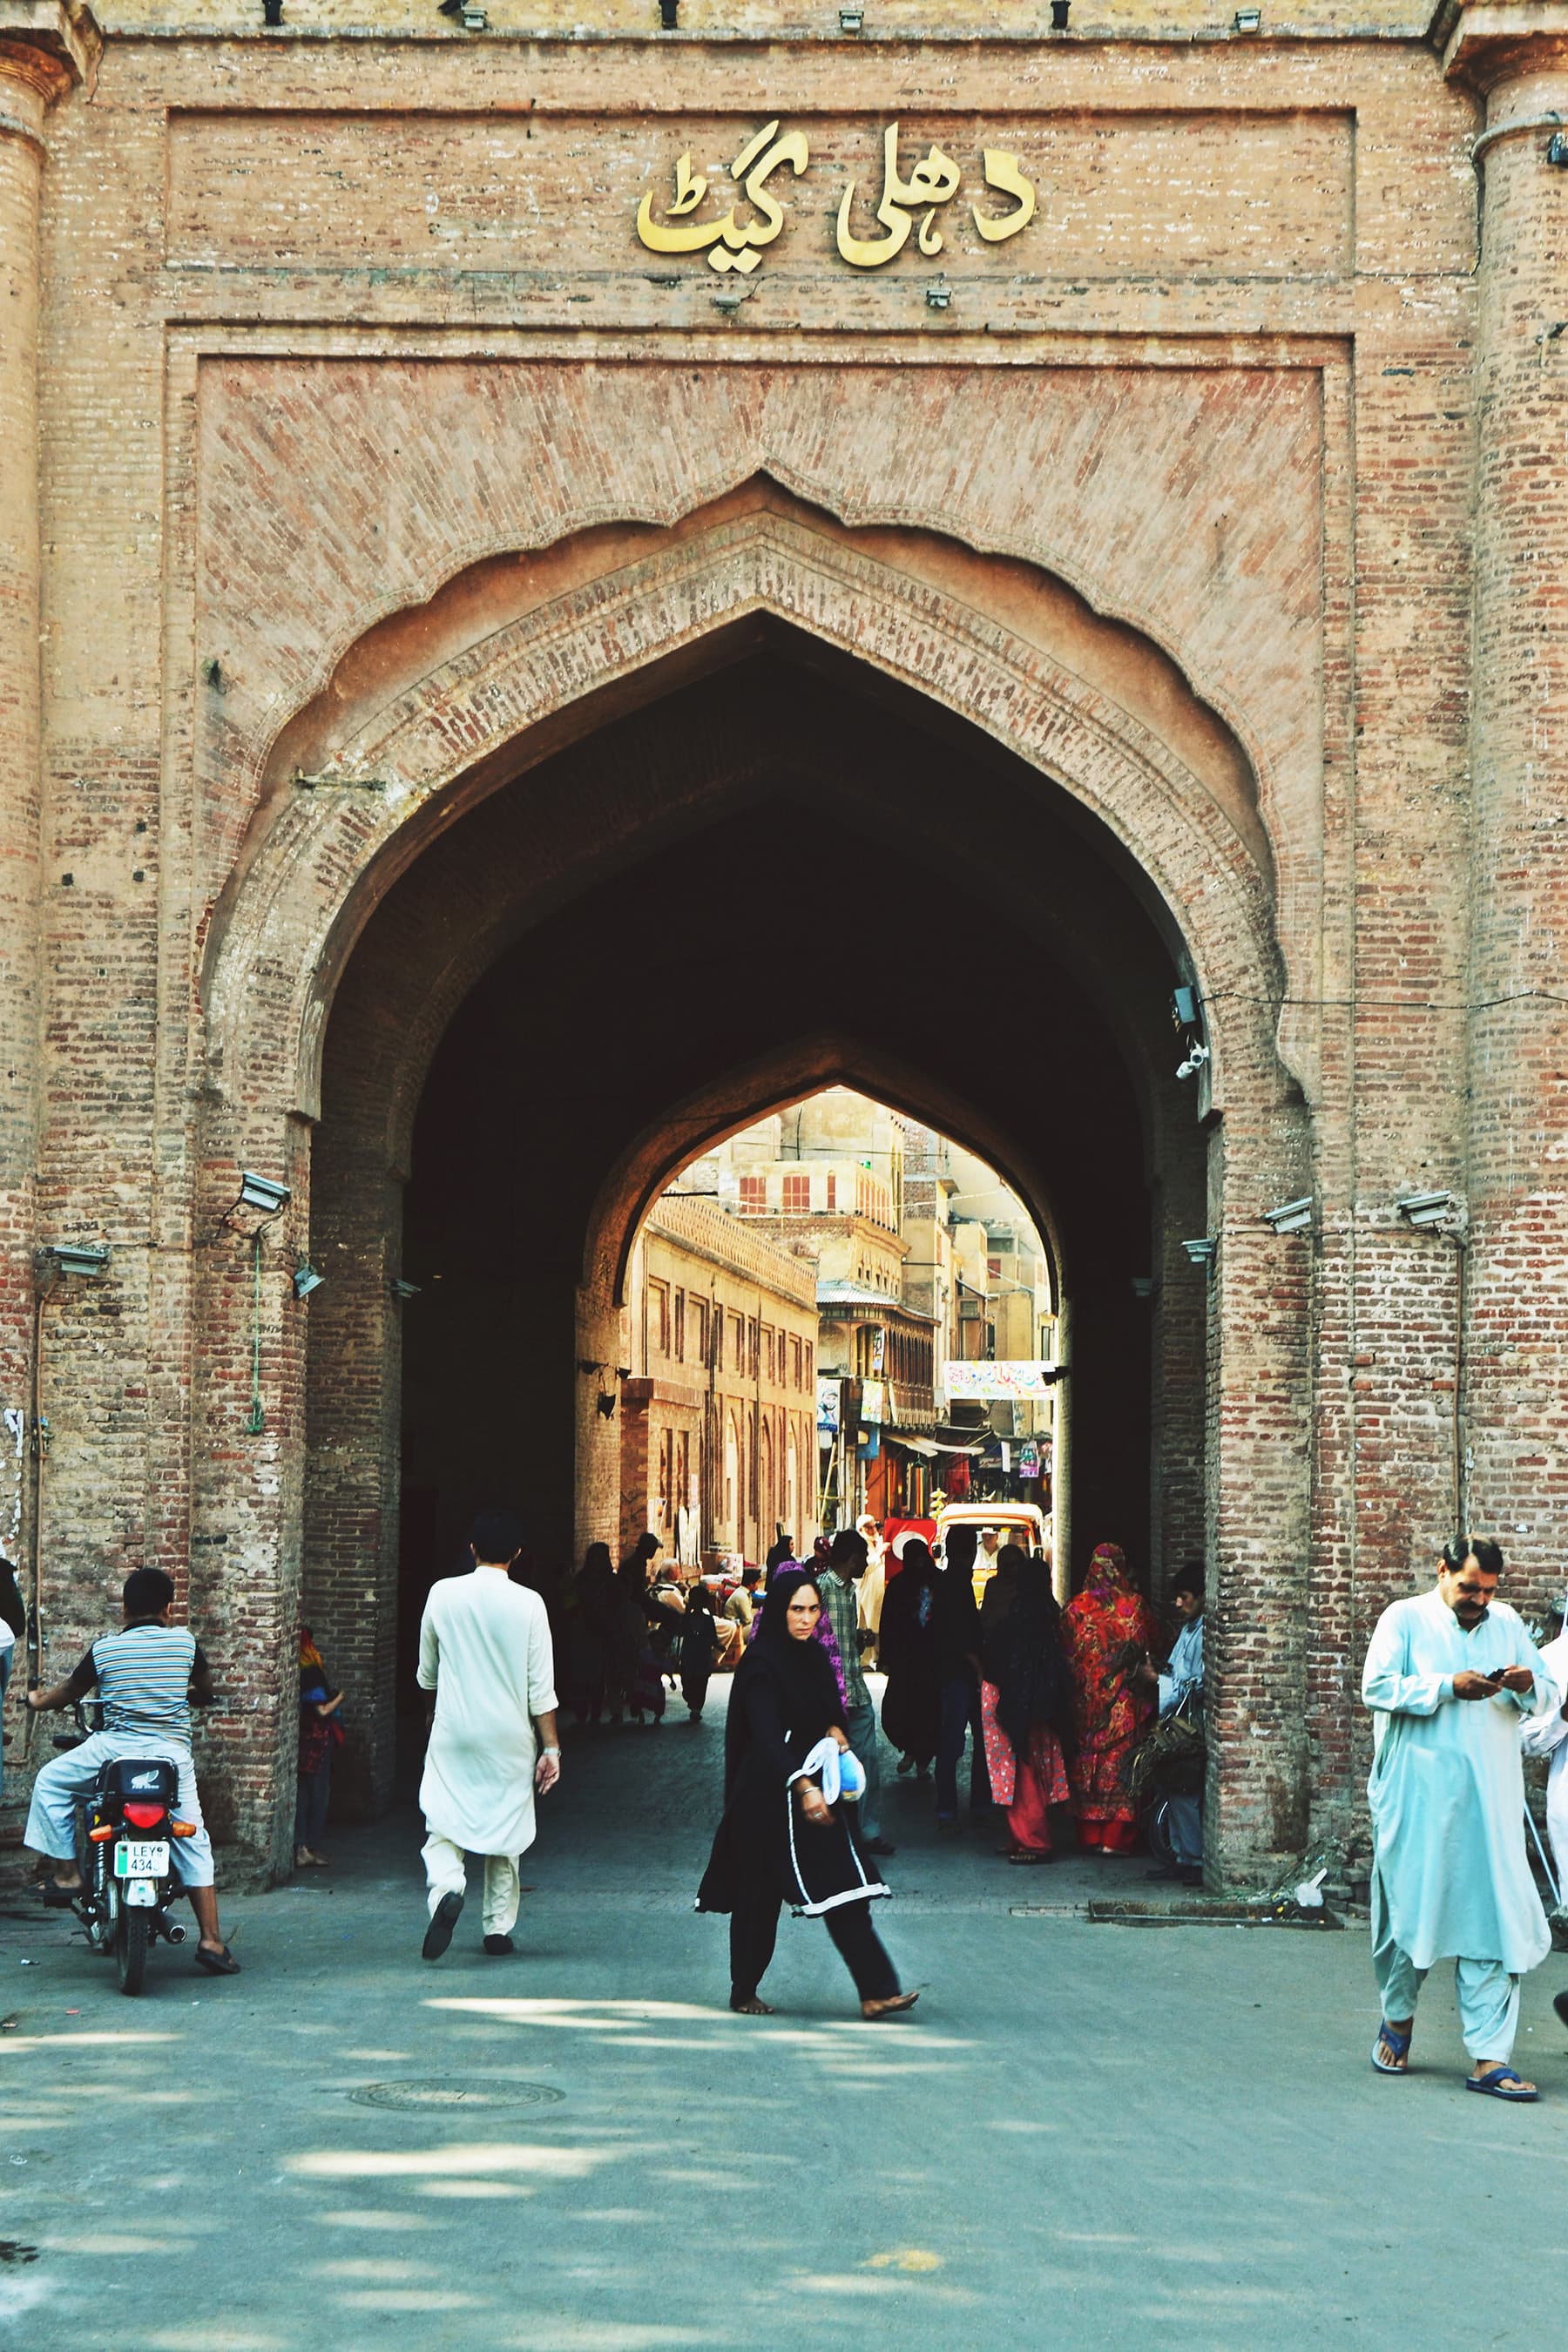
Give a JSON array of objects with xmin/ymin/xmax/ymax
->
[{"xmin": 3, "ymin": 5, "xmax": 1565, "ymax": 1888}]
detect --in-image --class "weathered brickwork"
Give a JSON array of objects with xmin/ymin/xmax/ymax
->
[{"xmin": 3, "ymin": 3, "xmax": 1565, "ymax": 1893}]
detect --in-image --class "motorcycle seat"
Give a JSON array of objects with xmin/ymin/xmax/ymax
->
[{"xmin": 97, "ymin": 1756, "xmax": 179, "ymax": 1806}]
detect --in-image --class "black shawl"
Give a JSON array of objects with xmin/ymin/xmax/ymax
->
[
  {"xmin": 982, "ymin": 1560, "xmax": 1072, "ymax": 1762},
  {"xmin": 878, "ymin": 1544, "xmax": 942, "ymax": 1761}
]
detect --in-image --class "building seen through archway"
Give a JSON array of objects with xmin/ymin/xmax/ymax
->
[{"xmin": 617, "ymin": 1092, "xmax": 1068, "ymax": 1576}]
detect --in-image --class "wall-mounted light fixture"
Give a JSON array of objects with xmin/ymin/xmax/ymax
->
[
  {"xmin": 40, "ymin": 1242, "xmax": 111, "ymax": 1281},
  {"xmin": 1234, "ymin": 7, "xmax": 1262, "ymax": 29},
  {"xmin": 292, "ymin": 1261, "xmax": 324, "ymax": 1301},
  {"xmin": 218, "ymin": 1170, "xmax": 291, "ymax": 1245},
  {"xmin": 712, "ymin": 285, "xmax": 748, "ymax": 314},
  {"xmin": 839, "ymin": 7, "xmax": 864, "ymax": 30},
  {"xmin": 1548, "ymin": 131, "xmax": 1568, "ymax": 166},
  {"xmin": 926, "ymin": 280, "xmax": 952, "ymax": 311},
  {"xmin": 1396, "ymin": 1189, "xmax": 1461, "ymax": 1232},
  {"xmin": 236, "ymin": 1172, "xmax": 290, "ymax": 1218},
  {"xmin": 389, "ymin": 1277, "xmax": 422, "ymax": 1301},
  {"xmin": 1182, "ymin": 1237, "xmax": 1218, "ymax": 1271},
  {"xmin": 1261, "ymin": 1198, "xmax": 1313, "ymax": 1235}
]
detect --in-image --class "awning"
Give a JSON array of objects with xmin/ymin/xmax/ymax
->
[
  {"xmin": 885, "ymin": 1433, "xmax": 938, "ymax": 1456},
  {"xmin": 816, "ymin": 1280, "xmax": 904, "ymax": 1311}
]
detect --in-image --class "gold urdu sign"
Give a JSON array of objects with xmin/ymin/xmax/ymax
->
[{"xmin": 635, "ymin": 118, "xmax": 1036, "ymax": 277}]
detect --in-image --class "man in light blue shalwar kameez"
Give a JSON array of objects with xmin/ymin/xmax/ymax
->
[{"xmin": 1362, "ymin": 1538, "xmax": 1555, "ymax": 2100}]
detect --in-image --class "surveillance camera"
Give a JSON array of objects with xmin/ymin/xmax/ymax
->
[{"xmin": 1176, "ymin": 1042, "xmax": 1211, "ymax": 1080}]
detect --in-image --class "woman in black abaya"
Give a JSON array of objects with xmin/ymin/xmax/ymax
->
[
  {"xmin": 878, "ymin": 1539, "xmax": 943, "ymax": 1775},
  {"xmin": 697, "ymin": 1569, "xmax": 917, "ymax": 2020}
]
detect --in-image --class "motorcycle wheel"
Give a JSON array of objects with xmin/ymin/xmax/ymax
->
[{"xmin": 116, "ymin": 1903, "xmax": 149, "ymax": 1997}]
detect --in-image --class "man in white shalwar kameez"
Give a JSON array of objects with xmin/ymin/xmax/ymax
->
[
  {"xmin": 417, "ymin": 1509, "xmax": 560, "ymax": 1962},
  {"xmin": 1362, "ymin": 1538, "xmax": 1555, "ymax": 2099}
]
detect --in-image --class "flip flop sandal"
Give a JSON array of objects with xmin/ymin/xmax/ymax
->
[
  {"xmin": 193, "ymin": 1943, "xmax": 241, "ymax": 1977},
  {"xmin": 862, "ymin": 1990, "xmax": 920, "ymax": 2020},
  {"xmin": 1371, "ymin": 2021, "xmax": 1412, "ymax": 2074},
  {"xmin": 1465, "ymin": 2065, "xmax": 1538, "ymax": 2102}
]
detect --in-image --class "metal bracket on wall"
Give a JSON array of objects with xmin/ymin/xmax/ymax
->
[{"xmin": 292, "ymin": 770, "xmax": 388, "ymax": 792}]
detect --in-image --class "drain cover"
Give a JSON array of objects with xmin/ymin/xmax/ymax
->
[{"xmin": 348, "ymin": 2078, "xmax": 564, "ymax": 2112}]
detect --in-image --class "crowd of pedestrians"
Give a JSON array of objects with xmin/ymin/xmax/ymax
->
[{"xmin": 10, "ymin": 1504, "xmax": 1568, "ymax": 2086}]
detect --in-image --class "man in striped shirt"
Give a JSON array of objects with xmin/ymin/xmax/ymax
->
[{"xmin": 25, "ymin": 1566, "xmax": 239, "ymax": 1975}]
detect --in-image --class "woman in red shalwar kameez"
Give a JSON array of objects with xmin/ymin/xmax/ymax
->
[{"xmin": 1061, "ymin": 1542, "xmax": 1157, "ymax": 1853}]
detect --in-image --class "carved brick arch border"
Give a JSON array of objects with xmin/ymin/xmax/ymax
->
[
  {"xmin": 194, "ymin": 501, "xmax": 1311, "ymax": 1888},
  {"xmin": 202, "ymin": 502, "xmax": 1285, "ymax": 1137}
]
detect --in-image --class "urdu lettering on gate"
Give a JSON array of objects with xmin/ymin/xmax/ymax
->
[{"xmin": 635, "ymin": 119, "xmax": 1037, "ymax": 277}]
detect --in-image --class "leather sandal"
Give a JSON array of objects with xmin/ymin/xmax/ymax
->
[{"xmin": 861, "ymin": 1990, "xmax": 919, "ymax": 2020}]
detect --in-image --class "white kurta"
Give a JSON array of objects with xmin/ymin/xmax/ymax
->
[
  {"xmin": 1362, "ymin": 1588, "xmax": 1554, "ymax": 1975},
  {"xmin": 1518, "ymin": 1626, "xmax": 1568, "ymax": 1896},
  {"xmin": 418, "ymin": 1569, "xmax": 558, "ymax": 1857}
]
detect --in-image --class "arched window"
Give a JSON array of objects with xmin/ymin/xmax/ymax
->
[
  {"xmin": 786, "ymin": 1425, "xmax": 799, "ymax": 1545},
  {"xmin": 760, "ymin": 1417, "xmax": 774, "ymax": 1543},
  {"xmin": 724, "ymin": 1416, "xmax": 739, "ymax": 1540}
]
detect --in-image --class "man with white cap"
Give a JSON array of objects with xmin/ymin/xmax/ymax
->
[{"xmin": 855, "ymin": 1514, "xmax": 887, "ymax": 1668}]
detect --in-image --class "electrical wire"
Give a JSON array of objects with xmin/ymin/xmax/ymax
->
[
  {"xmin": 19, "ymin": 1270, "xmax": 56, "ymax": 1760},
  {"xmin": 1200, "ymin": 986, "xmax": 1568, "ymax": 1014},
  {"xmin": 247, "ymin": 1232, "xmax": 266, "ymax": 1435}
]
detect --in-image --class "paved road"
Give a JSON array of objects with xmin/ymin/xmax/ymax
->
[{"xmin": 2, "ymin": 1684, "xmax": 1564, "ymax": 2350}]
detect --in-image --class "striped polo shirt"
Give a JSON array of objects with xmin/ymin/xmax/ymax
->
[{"xmin": 80, "ymin": 1621, "xmax": 204, "ymax": 1742}]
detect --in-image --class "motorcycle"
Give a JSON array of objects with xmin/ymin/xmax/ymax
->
[{"xmin": 49, "ymin": 1707, "xmax": 198, "ymax": 1995}]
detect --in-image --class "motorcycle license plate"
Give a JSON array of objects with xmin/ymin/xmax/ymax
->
[{"xmin": 114, "ymin": 1841, "xmax": 169, "ymax": 1877}]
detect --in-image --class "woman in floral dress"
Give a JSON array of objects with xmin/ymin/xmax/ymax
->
[{"xmin": 1060, "ymin": 1542, "xmax": 1157, "ymax": 1853}]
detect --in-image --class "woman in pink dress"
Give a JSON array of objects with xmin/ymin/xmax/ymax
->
[{"xmin": 978, "ymin": 1544, "xmax": 1071, "ymax": 1862}]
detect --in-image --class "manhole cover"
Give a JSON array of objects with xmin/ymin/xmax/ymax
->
[{"xmin": 348, "ymin": 2078, "xmax": 564, "ymax": 2112}]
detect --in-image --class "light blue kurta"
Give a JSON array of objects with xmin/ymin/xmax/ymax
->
[
  {"xmin": 1362, "ymin": 1588, "xmax": 1553, "ymax": 1975},
  {"xmin": 1159, "ymin": 1616, "xmax": 1203, "ymax": 1719}
]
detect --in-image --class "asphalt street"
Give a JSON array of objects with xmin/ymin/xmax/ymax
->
[{"xmin": 2, "ymin": 1682, "xmax": 1565, "ymax": 2351}]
